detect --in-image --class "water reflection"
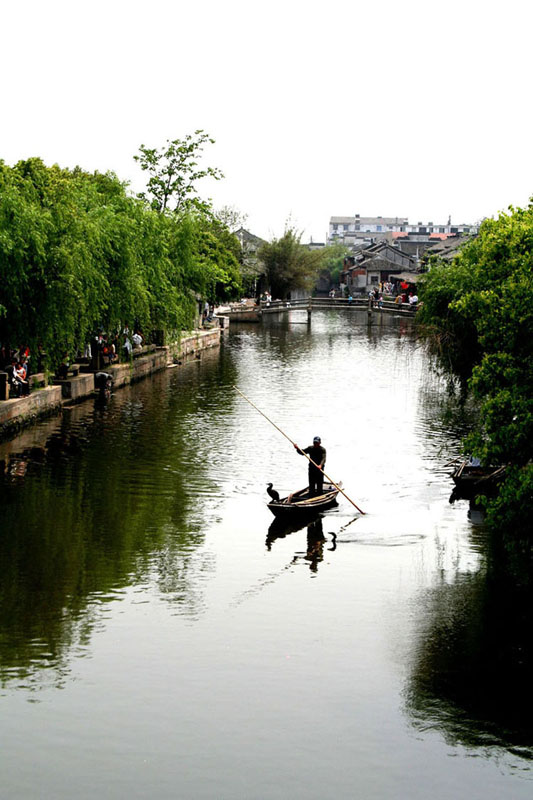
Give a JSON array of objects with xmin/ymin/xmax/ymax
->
[
  {"xmin": 406, "ymin": 528, "xmax": 533, "ymax": 758},
  {"xmin": 266, "ymin": 516, "xmax": 336, "ymax": 574},
  {"xmin": 0, "ymin": 357, "xmax": 232, "ymax": 688},
  {"xmin": 296, "ymin": 517, "xmax": 327, "ymax": 573},
  {"xmin": 1, "ymin": 310, "xmax": 532, "ymax": 790}
]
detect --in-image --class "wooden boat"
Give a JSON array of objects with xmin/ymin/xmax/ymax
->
[
  {"xmin": 451, "ymin": 461, "xmax": 506, "ymax": 497},
  {"xmin": 267, "ymin": 482, "xmax": 340, "ymax": 518}
]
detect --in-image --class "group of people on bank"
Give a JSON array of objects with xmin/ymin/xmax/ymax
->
[
  {"xmin": 0, "ymin": 324, "xmax": 147, "ymax": 401},
  {"xmin": 90, "ymin": 327, "xmax": 144, "ymax": 367}
]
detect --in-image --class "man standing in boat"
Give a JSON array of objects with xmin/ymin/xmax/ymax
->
[{"xmin": 294, "ymin": 436, "xmax": 326, "ymax": 496}]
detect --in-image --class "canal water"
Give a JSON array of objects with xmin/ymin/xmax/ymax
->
[{"xmin": 0, "ymin": 310, "xmax": 531, "ymax": 799}]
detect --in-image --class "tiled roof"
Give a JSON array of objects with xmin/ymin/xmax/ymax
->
[
  {"xmin": 425, "ymin": 235, "xmax": 472, "ymax": 260},
  {"xmin": 234, "ymin": 228, "xmax": 266, "ymax": 245}
]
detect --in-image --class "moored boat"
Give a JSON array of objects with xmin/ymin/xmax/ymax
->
[
  {"xmin": 266, "ymin": 482, "xmax": 340, "ymax": 518},
  {"xmin": 451, "ymin": 461, "xmax": 506, "ymax": 497}
]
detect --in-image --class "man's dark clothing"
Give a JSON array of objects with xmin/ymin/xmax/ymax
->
[{"xmin": 299, "ymin": 444, "xmax": 326, "ymax": 496}]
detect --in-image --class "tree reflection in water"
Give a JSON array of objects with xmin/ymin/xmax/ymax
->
[
  {"xmin": 0, "ymin": 358, "xmax": 235, "ymax": 690},
  {"xmin": 406, "ymin": 528, "xmax": 533, "ymax": 759}
]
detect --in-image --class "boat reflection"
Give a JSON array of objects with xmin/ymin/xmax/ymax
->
[{"xmin": 266, "ymin": 515, "xmax": 310, "ymax": 548}]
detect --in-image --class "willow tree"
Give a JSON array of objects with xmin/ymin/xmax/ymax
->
[
  {"xmin": 190, "ymin": 215, "xmax": 242, "ymax": 302},
  {"xmin": 0, "ymin": 160, "xmax": 201, "ymax": 367}
]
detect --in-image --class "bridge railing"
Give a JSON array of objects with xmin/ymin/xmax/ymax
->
[{"xmin": 259, "ymin": 296, "xmax": 416, "ymax": 315}]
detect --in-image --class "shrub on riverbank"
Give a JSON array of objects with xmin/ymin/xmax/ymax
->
[{"xmin": 418, "ymin": 201, "xmax": 533, "ymax": 538}]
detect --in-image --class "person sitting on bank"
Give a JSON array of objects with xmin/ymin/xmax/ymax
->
[
  {"xmin": 14, "ymin": 361, "xmax": 29, "ymax": 396},
  {"xmin": 101, "ymin": 336, "xmax": 113, "ymax": 366},
  {"xmin": 294, "ymin": 436, "xmax": 327, "ymax": 497},
  {"xmin": 57, "ymin": 353, "xmax": 70, "ymax": 380},
  {"xmin": 132, "ymin": 330, "xmax": 143, "ymax": 350},
  {"xmin": 123, "ymin": 333, "xmax": 133, "ymax": 360},
  {"xmin": 5, "ymin": 358, "xmax": 18, "ymax": 396},
  {"xmin": 102, "ymin": 334, "xmax": 118, "ymax": 364}
]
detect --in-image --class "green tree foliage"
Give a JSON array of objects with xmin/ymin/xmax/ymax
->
[
  {"xmin": 190, "ymin": 215, "xmax": 242, "ymax": 302},
  {"xmin": 258, "ymin": 227, "xmax": 324, "ymax": 299},
  {"xmin": 133, "ymin": 131, "xmax": 242, "ymax": 302},
  {"xmin": 318, "ymin": 242, "xmax": 349, "ymax": 286},
  {"xmin": 134, "ymin": 130, "xmax": 223, "ymax": 216},
  {"xmin": 418, "ymin": 202, "xmax": 533, "ymax": 537},
  {"xmin": 0, "ymin": 158, "xmax": 237, "ymax": 369}
]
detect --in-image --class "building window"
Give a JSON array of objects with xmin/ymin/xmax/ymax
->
[
  {"xmin": 377, "ymin": 225, "xmax": 382, "ymax": 231},
  {"xmin": 343, "ymin": 224, "xmax": 348, "ymax": 231}
]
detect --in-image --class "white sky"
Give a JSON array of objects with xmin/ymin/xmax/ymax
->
[{"xmin": 2, "ymin": 0, "xmax": 532, "ymax": 242}]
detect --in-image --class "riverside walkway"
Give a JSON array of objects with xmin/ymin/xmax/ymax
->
[{"xmin": 0, "ymin": 327, "xmax": 223, "ymax": 440}]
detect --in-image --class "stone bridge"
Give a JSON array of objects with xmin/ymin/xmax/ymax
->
[{"xmin": 225, "ymin": 296, "xmax": 417, "ymax": 322}]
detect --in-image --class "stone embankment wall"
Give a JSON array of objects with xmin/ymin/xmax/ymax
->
[
  {"xmin": 0, "ymin": 327, "xmax": 223, "ymax": 441},
  {"xmin": 0, "ymin": 387, "xmax": 63, "ymax": 439},
  {"xmin": 166, "ymin": 327, "xmax": 222, "ymax": 361}
]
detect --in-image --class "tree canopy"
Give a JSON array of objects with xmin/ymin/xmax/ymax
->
[
  {"xmin": 418, "ymin": 202, "xmax": 533, "ymax": 539},
  {"xmin": 0, "ymin": 157, "xmax": 241, "ymax": 370},
  {"xmin": 134, "ymin": 130, "xmax": 223, "ymax": 216},
  {"xmin": 318, "ymin": 242, "xmax": 349, "ymax": 286},
  {"xmin": 258, "ymin": 227, "xmax": 323, "ymax": 299}
]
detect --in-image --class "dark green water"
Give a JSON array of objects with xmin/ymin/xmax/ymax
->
[{"xmin": 0, "ymin": 310, "xmax": 532, "ymax": 799}]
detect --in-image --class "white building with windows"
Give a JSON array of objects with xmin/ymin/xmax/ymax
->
[{"xmin": 328, "ymin": 214, "xmax": 477, "ymax": 245}]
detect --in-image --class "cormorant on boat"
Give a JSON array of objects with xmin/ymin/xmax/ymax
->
[{"xmin": 266, "ymin": 483, "xmax": 280, "ymax": 502}]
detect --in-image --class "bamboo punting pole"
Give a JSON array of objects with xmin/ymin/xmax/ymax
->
[{"xmin": 233, "ymin": 386, "xmax": 366, "ymax": 515}]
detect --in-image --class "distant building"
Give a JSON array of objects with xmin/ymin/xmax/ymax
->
[
  {"xmin": 234, "ymin": 228, "xmax": 266, "ymax": 296},
  {"xmin": 341, "ymin": 241, "xmax": 416, "ymax": 293},
  {"xmin": 234, "ymin": 227, "xmax": 265, "ymax": 255},
  {"xmin": 328, "ymin": 214, "xmax": 478, "ymax": 250},
  {"xmin": 330, "ymin": 215, "xmax": 409, "ymax": 242}
]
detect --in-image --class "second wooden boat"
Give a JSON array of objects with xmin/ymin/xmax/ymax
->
[{"xmin": 451, "ymin": 461, "xmax": 506, "ymax": 497}]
